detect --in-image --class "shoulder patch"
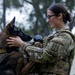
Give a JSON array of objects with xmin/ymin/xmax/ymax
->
[{"xmin": 51, "ymin": 37, "xmax": 65, "ymax": 45}]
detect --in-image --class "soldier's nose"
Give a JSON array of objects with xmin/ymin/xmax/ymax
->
[{"xmin": 47, "ymin": 19, "xmax": 51, "ymax": 23}]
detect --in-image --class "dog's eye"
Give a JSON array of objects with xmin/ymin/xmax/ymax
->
[{"xmin": 13, "ymin": 27, "xmax": 18, "ymax": 31}]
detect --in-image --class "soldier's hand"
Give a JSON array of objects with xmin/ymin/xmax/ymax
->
[
  {"xmin": 6, "ymin": 36, "xmax": 24, "ymax": 47},
  {"xmin": 34, "ymin": 42, "xmax": 42, "ymax": 48}
]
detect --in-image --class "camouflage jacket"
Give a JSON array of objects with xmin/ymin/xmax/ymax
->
[{"xmin": 20, "ymin": 27, "xmax": 74, "ymax": 75}]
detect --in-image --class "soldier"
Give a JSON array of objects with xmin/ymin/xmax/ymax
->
[{"xmin": 6, "ymin": 3, "xmax": 74, "ymax": 75}]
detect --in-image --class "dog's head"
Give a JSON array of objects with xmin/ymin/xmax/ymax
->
[
  {"xmin": 3, "ymin": 17, "xmax": 32, "ymax": 42},
  {"xmin": 0, "ymin": 17, "xmax": 32, "ymax": 52}
]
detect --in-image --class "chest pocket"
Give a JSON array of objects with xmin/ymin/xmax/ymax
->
[{"xmin": 43, "ymin": 35, "xmax": 54, "ymax": 48}]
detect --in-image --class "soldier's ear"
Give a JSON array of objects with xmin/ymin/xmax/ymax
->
[{"xmin": 58, "ymin": 13, "xmax": 63, "ymax": 19}]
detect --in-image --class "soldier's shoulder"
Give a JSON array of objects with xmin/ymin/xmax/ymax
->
[
  {"xmin": 59, "ymin": 30, "xmax": 73, "ymax": 40},
  {"xmin": 51, "ymin": 31, "xmax": 72, "ymax": 45}
]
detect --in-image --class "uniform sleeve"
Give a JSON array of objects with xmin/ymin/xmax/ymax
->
[{"xmin": 23, "ymin": 33, "xmax": 72, "ymax": 63}]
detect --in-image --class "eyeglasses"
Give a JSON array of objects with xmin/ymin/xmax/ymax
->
[{"xmin": 47, "ymin": 15, "xmax": 55, "ymax": 19}]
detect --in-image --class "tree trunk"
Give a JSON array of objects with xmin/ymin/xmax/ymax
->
[{"xmin": 3, "ymin": 0, "xmax": 6, "ymax": 27}]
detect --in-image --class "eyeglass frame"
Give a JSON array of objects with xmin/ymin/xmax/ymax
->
[{"xmin": 47, "ymin": 15, "xmax": 55, "ymax": 19}]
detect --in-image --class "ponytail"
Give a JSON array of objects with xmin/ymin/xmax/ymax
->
[{"xmin": 66, "ymin": 12, "xmax": 71, "ymax": 22}]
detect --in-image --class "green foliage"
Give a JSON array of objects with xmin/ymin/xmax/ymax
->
[
  {"xmin": 0, "ymin": 0, "xmax": 23, "ymax": 30},
  {"xmin": 23, "ymin": 0, "xmax": 54, "ymax": 36},
  {"xmin": 65, "ymin": 0, "xmax": 75, "ymax": 12},
  {"xmin": 6, "ymin": 0, "xmax": 23, "ymax": 8},
  {"xmin": 1, "ymin": 0, "xmax": 75, "ymax": 36},
  {"xmin": 25, "ymin": 29, "xmax": 34, "ymax": 36},
  {"xmin": 23, "ymin": 0, "xmax": 75, "ymax": 36}
]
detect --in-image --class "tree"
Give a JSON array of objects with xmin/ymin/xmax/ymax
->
[
  {"xmin": 1, "ymin": 0, "xmax": 75, "ymax": 35},
  {"xmin": 65, "ymin": 0, "xmax": 75, "ymax": 31},
  {"xmin": 3, "ymin": 0, "xmax": 6, "ymax": 27},
  {"xmin": 0, "ymin": 0, "xmax": 23, "ymax": 30},
  {"xmin": 23, "ymin": 0, "xmax": 55, "ymax": 36},
  {"xmin": 23, "ymin": 0, "xmax": 75, "ymax": 36}
]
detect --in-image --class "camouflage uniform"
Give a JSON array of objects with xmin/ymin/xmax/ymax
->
[{"xmin": 20, "ymin": 27, "xmax": 74, "ymax": 75}]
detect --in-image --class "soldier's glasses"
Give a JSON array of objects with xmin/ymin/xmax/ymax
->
[{"xmin": 47, "ymin": 15, "xmax": 55, "ymax": 19}]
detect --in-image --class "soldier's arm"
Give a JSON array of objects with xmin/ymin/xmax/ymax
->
[
  {"xmin": 20, "ymin": 33, "xmax": 73, "ymax": 63},
  {"xmin": 43, "ymin": 32, "xmax": 74, "ymax": 62}
]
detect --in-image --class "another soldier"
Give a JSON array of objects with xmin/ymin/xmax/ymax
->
[{"xmin": 6, "ymin": 3, "xmax": 74, "ymax": 75}]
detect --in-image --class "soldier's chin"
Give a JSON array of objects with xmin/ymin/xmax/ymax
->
[{"xmin": 50, "ymin": 24, "xmax": 55, "ymax": 28}]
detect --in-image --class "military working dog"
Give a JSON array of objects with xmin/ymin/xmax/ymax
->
[{"xmin": 0, "ymin": 17, "xmax": 32, "ymax": 75}]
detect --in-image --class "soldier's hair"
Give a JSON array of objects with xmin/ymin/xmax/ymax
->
[{"xmin": 48, "ymin": 3, "xmax": 71, "ymax": 24}]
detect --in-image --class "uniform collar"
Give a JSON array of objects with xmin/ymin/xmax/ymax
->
[{"xmin": 56, "ymin": 26, "xmax": 69, "ymax": 33}]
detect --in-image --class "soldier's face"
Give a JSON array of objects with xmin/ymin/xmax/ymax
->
[{"xmin": 47, "ymin": 10, "xmax": 61, "ymax": 29}]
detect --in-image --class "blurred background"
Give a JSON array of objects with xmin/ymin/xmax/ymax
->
[
  {"xmin": 0, "ymin": 0, "xmax": 75, "ymax": 74},
  {"xmin": 0, "ymin": 0, "xmax": 75, "ymax": 36}
]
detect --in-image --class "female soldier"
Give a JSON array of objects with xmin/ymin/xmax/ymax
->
[{"xmin": 6, "ymin": 3, "xmax": 74, "ymax": 75}]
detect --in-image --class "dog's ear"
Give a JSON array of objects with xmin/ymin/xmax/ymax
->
[
  {"xmin": 9, "ymin": 17, "xmax": 15, "ymax": 27},
  {"xmin": 12, "ymin": 17, "xmax": 15, "ymax": 26},
  {"xmin": 6, "ymin": 17, "xmax": 15, "ymax": 29},
  {"xmin": 2, "ymin": 17, "xmax": 15, "ymax": 33}
]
